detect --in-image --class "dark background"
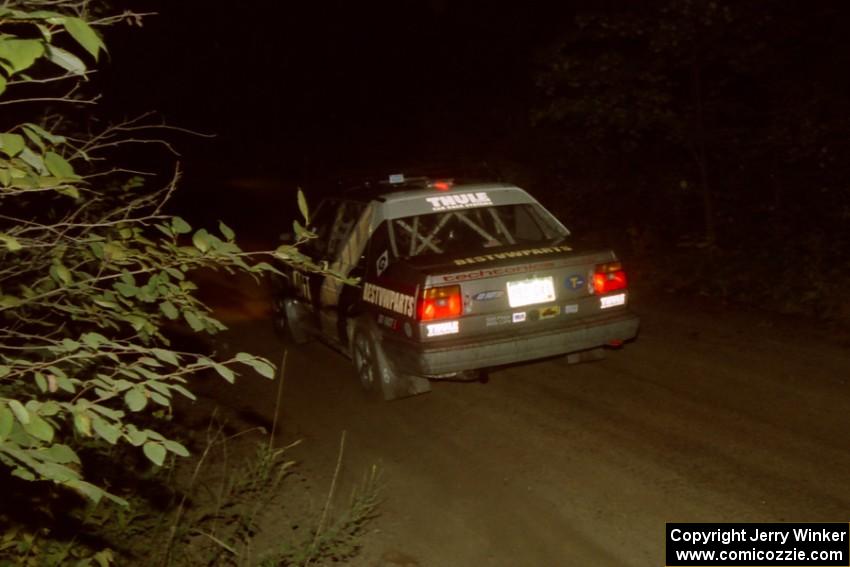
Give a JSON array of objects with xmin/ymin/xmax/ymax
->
[{"xmin": 97, "ymin": 0, "xmax": 850, "ymax": 319}]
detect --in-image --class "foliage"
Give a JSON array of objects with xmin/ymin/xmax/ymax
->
[
  {"xmin": 532, "ymin": 0, "xmax": 850, "ymax": 293},
  {"xmin": 0, "ymin": 0, "xmax": 331, "ymax": 512}
]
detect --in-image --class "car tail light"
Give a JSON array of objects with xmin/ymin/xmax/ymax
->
[
  {"xmin": 593, "ymin": 262, "xmax": 627, "ymax": 294},
  {"xmin": 418, "ymin": 285, "xmax": 462, "ymax": 321}
]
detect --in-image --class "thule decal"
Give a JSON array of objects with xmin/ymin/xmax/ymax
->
[{"xmin": 425, "ymin": 192, "xmax": 492, "ymax": 211}]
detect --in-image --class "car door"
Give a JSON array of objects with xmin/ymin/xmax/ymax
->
[{"xmin": 317, "ymin": 200, "xmax": 371, "ymax": 344}]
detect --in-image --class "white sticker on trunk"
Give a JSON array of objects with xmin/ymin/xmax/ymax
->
[
  {"xmin": 425, "ymin": 192, "xmax": 492, "ymax": 211},
  {"xmin": 600, "ymin": 293, "xmax": 626, "ymax": 309},
  {"xmin": 512, "ymin": 312, "xmax": 526, "ymax": 323},
  {"xmin": 564, "ymin": 304, "xmax": 579, "ymax": 314},
  {"xmin": 426, "ymin": 320, "xmax": 459, "ymax": 337}
]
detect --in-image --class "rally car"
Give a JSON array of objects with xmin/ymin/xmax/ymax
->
[{"xmin": 271, "ymin": 175, "xmax": 639, "ymax": 400}]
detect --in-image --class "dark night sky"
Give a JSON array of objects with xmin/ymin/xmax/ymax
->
[{"xmin": 102, "ymin": 1, "xmax": 575, "ymax": 182}]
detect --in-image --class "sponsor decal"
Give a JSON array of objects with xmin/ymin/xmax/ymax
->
[
  {"xmin": 600, "ymin": 293, "xmax": 626, "ymax": 309},
  {"xmin": 485, "ymin": 314, "xmax": 511, "ymax": 327},
  {"xmin": 426, "ymin": 320, "xmax": 459, "ymax": 337},
  {"xmin": 512, "ymin": 312, "xmax": 526, "ymax": 323},
  {"xmin": 565, "ymin": 274, "xmax": 586, "ymax": 290},
  {"xmin": 363, "ymin": 282, "xmax": 415, "ymax": 317},
  {"xmin": 443, "ymin": 261, "xmax": 557, "ymax": 283},
  {"xmin": 539, "ymin": 306, "xmax": 560, "ymax": 319},
  {"xmin": 425, "ymin": 192, "xmax": 492, "ymax": 211},
  {"xmin": 564, "ymin": 304, "xmax": 579, "ymax": 314},
  {"xmin": 453, "ymin": 244, "xmax": 573, "ymax": 266},
  {"xmin": 473, "ymin": 290, "xmax": 505, "ymax": 301},
  {"xmin": 376, "ymin": 249, "xmax": 389, "ymax": 277}
]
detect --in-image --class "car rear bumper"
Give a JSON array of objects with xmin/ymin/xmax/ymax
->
[{"xmin": 383, "ymin": 310, "xmax": 640, "ymax": 376}]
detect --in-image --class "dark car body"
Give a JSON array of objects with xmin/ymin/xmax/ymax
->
[{"xmin": 272, "ymin": 177, "xmax": 639, "ymax": 399}]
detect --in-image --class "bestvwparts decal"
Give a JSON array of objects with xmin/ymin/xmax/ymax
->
[
  {"xmin": 453, "ymin": 244, "xmax": 573, "ymax": 266},
  {"xmin": 363, "ymin": 282, "xmax": 415, "ymax": 317}
]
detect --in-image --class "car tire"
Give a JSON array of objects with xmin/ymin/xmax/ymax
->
[
  {"xmin": 272, "ymin": 297, "xmax": 309, "ymax": 344},
  {"xmin": 352, "ymin": 325, "xmax": 389, "ymax": 398}
]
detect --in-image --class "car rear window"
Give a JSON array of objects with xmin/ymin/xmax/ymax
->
[{"xmin": 387, "ymin": 203, "xmax": 566, "ymax": 260}]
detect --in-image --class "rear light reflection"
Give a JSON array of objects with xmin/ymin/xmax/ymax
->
[{"xmin": 419, "ymin": 285, "xmax": 462, "ymax": 321}]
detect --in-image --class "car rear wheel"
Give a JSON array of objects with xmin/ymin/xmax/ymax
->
[{"xmin": 352, "ymin": 327, "xmax": 387, "ymax": 397}]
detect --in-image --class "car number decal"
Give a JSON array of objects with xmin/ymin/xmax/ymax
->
[
  {"xmin": 425, "ymin": 192, "xmax": 492, "ymax": 211},
  {"xmin": 363, "ymin": 282, "xmax": 415, "ymax": 317}
]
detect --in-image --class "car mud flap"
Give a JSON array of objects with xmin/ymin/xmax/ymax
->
[{"xmin": 367, "ymin": 323, "xmax": 432, "ymax": 401}]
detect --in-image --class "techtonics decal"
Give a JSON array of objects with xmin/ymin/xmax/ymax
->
[
  {"xmin": 425, "ymin": 192, "xmax": 492, "ymax": 211},
  {"xmin": 453, "ymin": 244, "xmax": 573, "ymax": 266},
  {"xmin": 363, "ymin": 283, "xmax": 415, "ymax": 317}
]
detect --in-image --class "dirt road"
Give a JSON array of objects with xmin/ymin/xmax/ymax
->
[{"xmin": 199, "ymin": 284, "xmax": 850, "ymax": 566}]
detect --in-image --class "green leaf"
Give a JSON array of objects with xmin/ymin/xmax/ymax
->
[
  {"xmin": 124, "ymin": 388, "xmax": 147, "ymax": 412},
  {"xmin": 218, "ymin": 221, "xmax": 235, "ymax": 241},
  {"xmin": 170, "ymin": 384, "xmax": 197, "ymax": 401},
  {"xmin": 297, "ymin": 188, "xmax": 310, "ymax": 222},
  {"xmin": 0, "ymin": 233, "xmax": 22, "ymax": 251},
  {"xmin": 159, "ymin": 300, "xmax": 179, "ymax": 319},
  {"xmin": 171, "ymin": 216, "xmax": 192, "ymax": 234},
  {"xmin": 236, "ymin": 353, "xmax": 276, "ymax": 379},
  {"xmin": 0, "ymin": 38, "xmax": 45, "ymax": 75},
  {"xmin": 82, "ymin": 332, "xmax": 107, "ymax": 348},
  {"xmin": 40, "ymin": 444, "xmax": 79, "ymax": 465},
  {"xmin": 192, "ymin": 229, "xmax": 211, "ymax": 252},
  {"xmin": 163, "ymin": 439, "xmax": 190, "ymax": 457},
  {"xmin": 8, "ymin": 399, "xmax": 29, "ymax": 425},
  {"xmin": 50, "ymin": 262, "xmax": 72, "ymax": 285},
  {"xmin": 92, "ymin": 416, "xmax": 120, "ymax": 444},
  {"xmin": 44, "ymin": 151, "xmax": 77, "ymax": 178},
  {"xmin": 114, "ymin": 281, "xmax": 137, "ymax": 297},
  {"xmin": 64, "ymin": 17, "xmax": 105, "ymax": 60},
  {"xmin": 73, "ymin": 412, "xmax": 92, "ymax": 436},
  {"xmin": 0, "ymin": 404, "xmax": 13, "ymax": 441},
  {"xmin": 212, "ymin": 363, "xmax": 235, "ymax": 384},
  {"xmin": 23, "ymin": 415, "xmax": 54, "ymax": 443},
  {"xmin": 124, "ymin": 425, "xmax": 147, "ymax": 446},
  {"xmin": 183, "ymin": 310, "xmax": 204, "ymax": 331},
  {"xmin": 0, "ymin": 75, "xmax": 6, "ymax": 96},
  {"xmin": 22, "ymin": 122, "xmax": 66, "ymax": 145},
  {"xmin": 143, "ymin": 442, "xmax": 166, "ymax": 467},
  {"xmin": 152, "ymin": 348, "xmax": 179, "ymax": 366},
  {"xmin": 45, "ymin": 45, "xmax": 87, "ymax": 75},
  {"xmin": 0, "ymin": 133, "xmax": 25, "ymax": 157}
]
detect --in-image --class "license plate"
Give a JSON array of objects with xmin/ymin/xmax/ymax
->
[{"xmin": 507, "ymin": 276, "xmax": 556, "ymax": 308}]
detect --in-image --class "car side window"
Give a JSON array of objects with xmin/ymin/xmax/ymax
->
[
  {"xmin": 306, "ymin": 200, "xmax": 340, "ymax": 260},
  {"xmin": 325, "ymin": 200, "xmax": 366, "ymax": 262}
]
